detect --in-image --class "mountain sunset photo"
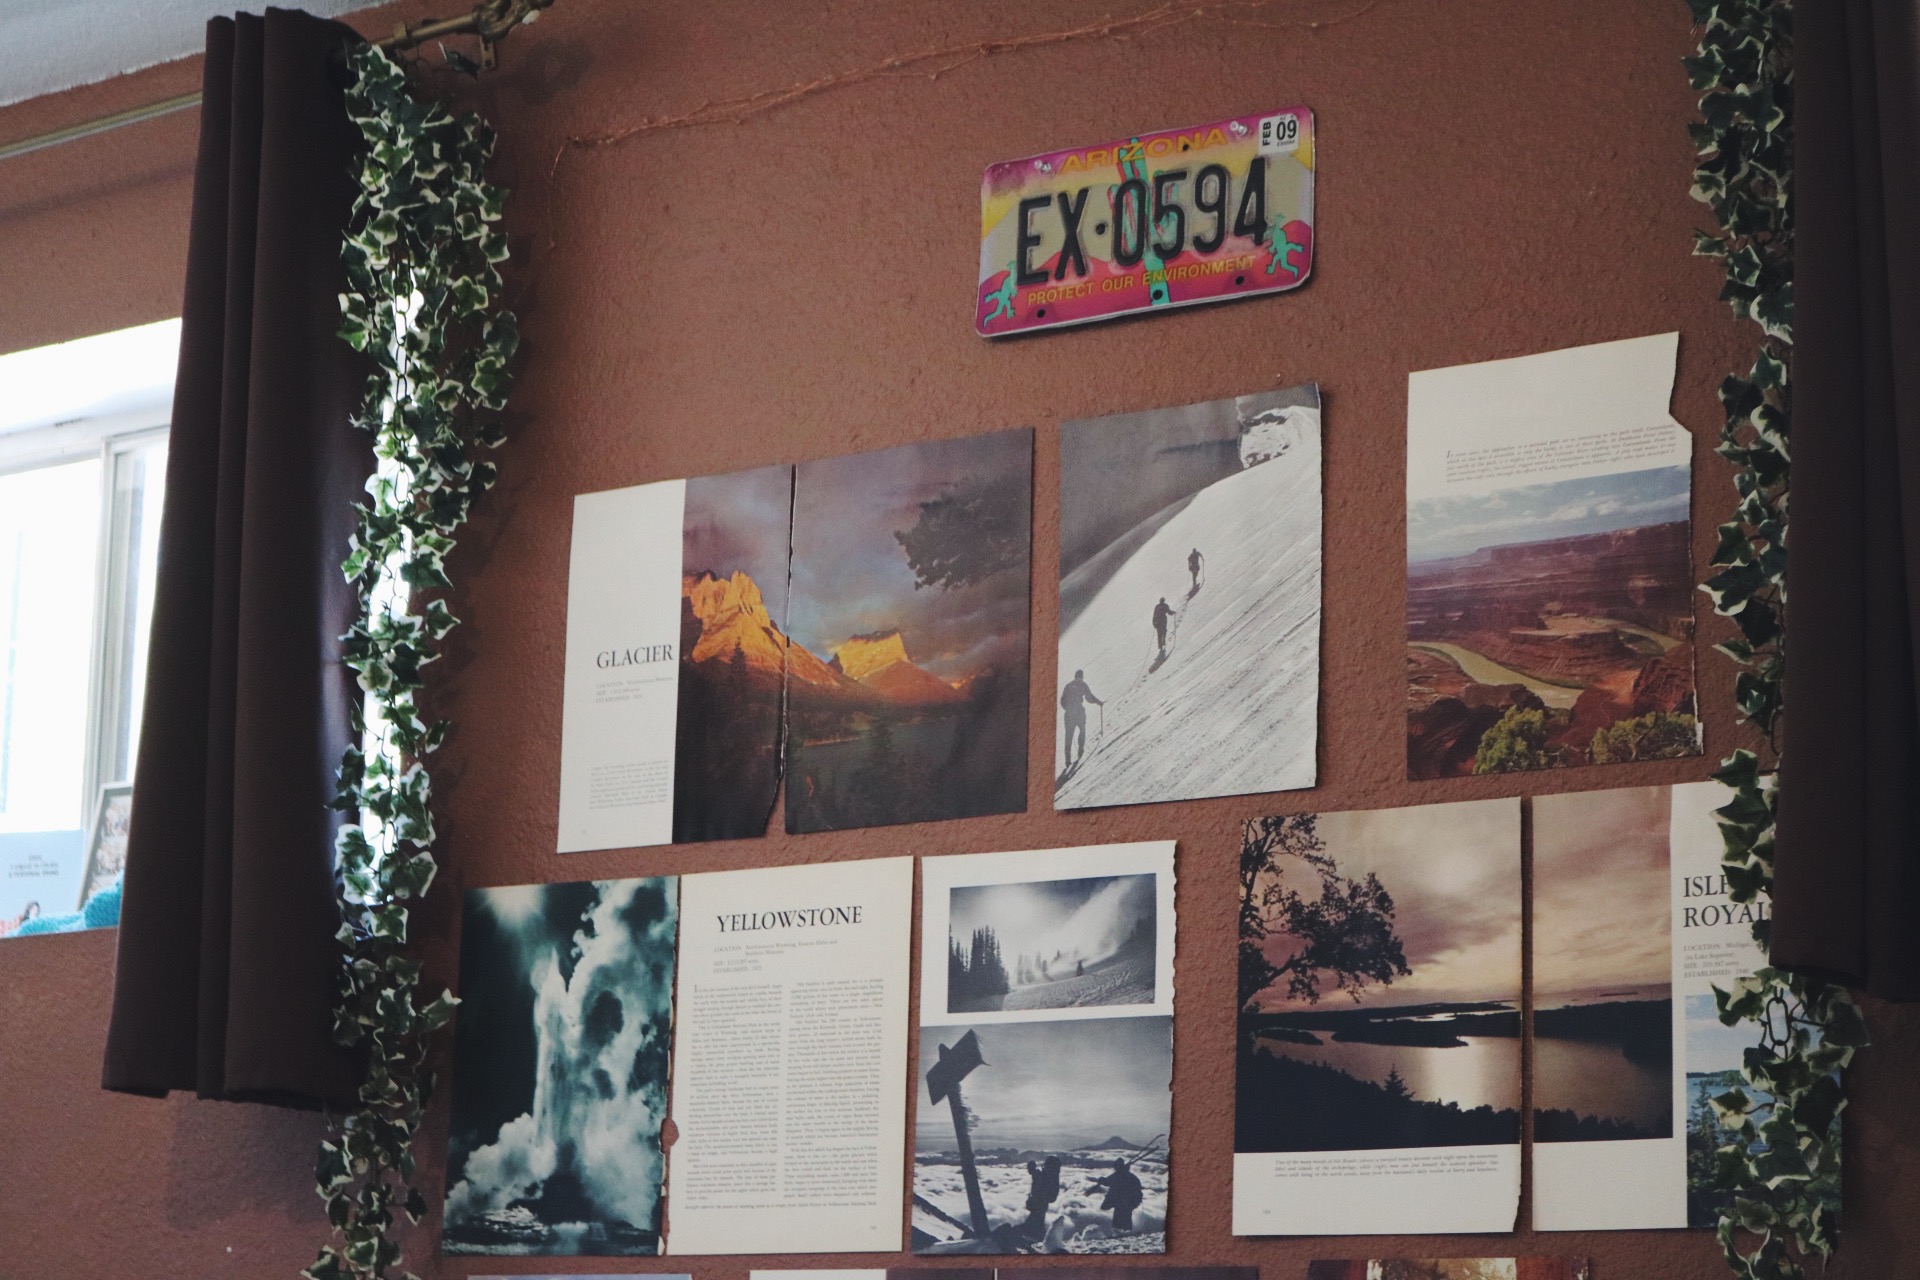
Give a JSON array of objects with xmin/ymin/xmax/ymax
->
[
  {"xmin": 786, "ymin": 429, "xmax": 1033, "ymax": 833},
  {"xmin": 671, "ymin": 465, "xmax": 796, "ymax": 842}
]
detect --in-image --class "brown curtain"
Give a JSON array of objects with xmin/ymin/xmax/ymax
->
[
  {"xmin": 1774, "ymin": 0, "xmax": 1920, "ymax": 1001},
  {"xmin": 103, "ymin": 9, "xmax": 372, "ymax": 1104}
]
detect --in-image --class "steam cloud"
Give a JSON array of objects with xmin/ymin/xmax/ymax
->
[
  {"xmin": 446, "ymin": 878, "xmax": 677, "ymax": 1236},
  {"xmin": 1016, "ymin": 875, "xmax": 1154, "ymax": 982}
]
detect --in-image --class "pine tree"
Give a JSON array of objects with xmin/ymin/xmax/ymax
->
[
  {"xmin": 1384, "ymin": 1065, "xmax": 1411, "ymax": 1101},
  {"xmin": 950, "ymin": 936, "xmax": 971, "ymax": 1002},
  {"xmin": 970, "ymin": 926, "xmax": 1010, "ymax": 996}
]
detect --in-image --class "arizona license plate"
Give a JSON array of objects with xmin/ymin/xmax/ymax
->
[{"xmin": 976, "ymin": 108, "xmax": 1315, "ymax": 337}]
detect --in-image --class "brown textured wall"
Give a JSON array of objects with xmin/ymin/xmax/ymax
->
[{"xmin": 0, "ymin": 2, "xmax": 1914, "ymax": 1278}]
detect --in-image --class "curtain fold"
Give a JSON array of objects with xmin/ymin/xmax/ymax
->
[
  {"xmin": 102, "ymin": 8, "xmax": 372, "ymax": 1104},
  {"xmin": 1774, "ymin": 0, "xmax": 1920, "ymax": 1000}
]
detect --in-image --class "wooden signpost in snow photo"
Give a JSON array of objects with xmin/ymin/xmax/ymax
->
[{"xmin": 926, "ymin": 1028, "xmax": 991, "ymax": 1240}]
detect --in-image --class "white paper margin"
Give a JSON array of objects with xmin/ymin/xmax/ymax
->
[
  {"xmin": 918, "ymin": 841, "xmax": 1177, "ymax": 1025},
  {"xmin": 1232, "ymin": 1145, "xmax": 1520, "ymax": 1235},
  {"xmin": 1407, "ymin": 332, "xmax": 1688, "ymax": 504},
  {"xmin": 555, "ymin": 479, "xmax": 684, "ymax": 853}
]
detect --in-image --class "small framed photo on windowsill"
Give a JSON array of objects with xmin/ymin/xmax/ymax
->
[{"xmin": 78, "ymin": 782, "xmax": 133, "ymax": 911}]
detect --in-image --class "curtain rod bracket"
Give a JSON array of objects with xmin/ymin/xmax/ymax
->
[{"xmin": 377, "ymin": 0, "xmax": 556, "ymax": 54}]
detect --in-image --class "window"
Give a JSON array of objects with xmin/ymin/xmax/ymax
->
[
  {"xmin": 0, "ymin": 319, "xmax": 176, "ymax": 935},
  {"xmin": 0, "ymin": 455, "xmax": 103, "ymax": 831}
]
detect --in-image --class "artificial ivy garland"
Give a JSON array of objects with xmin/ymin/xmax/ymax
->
[
  {"xmin": 1686, "ymin": 3, "xmax": 1868, "ymax": 1277},
  {"xmin": 305, "ymin": 44, "xmax": 516, "ymax": 1280}
]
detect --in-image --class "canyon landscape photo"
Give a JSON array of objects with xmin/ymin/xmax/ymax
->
[
  {"xmin": 1405, "ymin": 464, "xmax": 1700, "ymax": 779},
  {"xmin": 785, "ymin": 429, "xmax": 1032, "ymax": 833}
]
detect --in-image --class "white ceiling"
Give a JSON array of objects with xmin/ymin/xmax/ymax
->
[{"xmin": 0, "ymin": 0, "xmax": 379, "ymax": 108}]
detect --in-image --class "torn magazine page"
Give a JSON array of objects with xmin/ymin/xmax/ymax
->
[
  {"xmin": 914, "ymin": 841, "xmax": 1176, "ymax": 1255},
  {"xmin": 1532, "ymin": 781, "xmax": 1779, "ymax": 1231},
  {"xmin": 1056, "ymin": 387, "xmax": 1320, "ymax": 809},
  {"xmin": 785, "ymin": 429, "xmax": 1033, "ymax": 834},
  {"xmin": 667, "ymin": 857, "xmax": 914, "ymax": 1254},
  {"xmin": 443, "ymin": 877, "xmax": 679, "ymax": 1256},
  {"xmin": 1233, "ymin": 800, "xmax": 1522, "ymax": 1235},
  {"xmin": 1405, "ymin": 334, "xmax": 1699, "ymax": 780},
  {"xmin": 557, "ymin": 463, "xmax": 794, "ymax": 851}
]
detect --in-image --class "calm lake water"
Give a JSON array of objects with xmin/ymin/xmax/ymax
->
[
  {"xmin": 1262, "ymin": 1035, "xmax": 1520, "ymax": 1113},
  {"xmin": 792, "ymin": 718, "xmax": 957, "ymax": 773},
  {"xmin": 1535, "ymin": 1036, "xmax": 1670, "ymax": 1131}
]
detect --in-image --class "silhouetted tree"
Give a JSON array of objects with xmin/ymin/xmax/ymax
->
[
  {"xmin": 1237, "ymin": 814, "xmax": 1412, "ymax": 1019},
  {"xmin": 969, "ymin": 926, "xmax": 1010, "ymax": 996},
  {"xmin": 949, "ymin": 925, "xmax": 1012, "ymax": 1008},
  {"xmin": 894, "ymin": 473, "xmax": 1028, "ymax": 591}
]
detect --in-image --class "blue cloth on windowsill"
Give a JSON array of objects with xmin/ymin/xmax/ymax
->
[
  {"xmin": 9, "ymin": 880, "xmax": 122, "ymax": 936},
  {"xmin": 83, "ymin": 881, "xmax": 122, "ymax": 928},
  {"xmin": 13, "ymin": 911, "xmax": 84, "ymax": 935}
]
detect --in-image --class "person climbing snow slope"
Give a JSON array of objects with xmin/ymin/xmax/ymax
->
[{"xmin": 1059, "ymin": 669, "xmax": 1104, "ymax": 768}]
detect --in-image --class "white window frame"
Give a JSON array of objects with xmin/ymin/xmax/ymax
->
[{"xmin": 0, "ymin": 405, "xmax": 170, "ymax": 831}]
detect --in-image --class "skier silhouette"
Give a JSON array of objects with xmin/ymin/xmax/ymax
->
[
  {"xmin": 1152, "ymin": 597, "xmax": 1175, "ymax": 661},
  {"xmin": 1187, "ymin": 547, "xmax": 1204, "ymax": 594},
  {"xmin": 1091, "ymin": 1157, "xmax": 1145, "ymax": 1232},
  {"xmin": 1059, "ymin": 669, "xmax": 1104, "ymax": 768}
]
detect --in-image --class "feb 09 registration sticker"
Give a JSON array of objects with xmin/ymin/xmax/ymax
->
[{"xmin": 976, "ymin": 108, "xmax": 1315, "ymax": 336}]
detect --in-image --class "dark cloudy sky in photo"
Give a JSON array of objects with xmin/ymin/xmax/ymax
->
[
  {"xmin": 788, "ymin": 428, "xmax": 1032, "ymax": 682},
  {"xmin": 1533, "ymin": 786, "xmax": 1672, "ymax": 1001},
  {"xmin": 1249, "ymin": 799, "xmax": 1522, "ymax": 1013},
  {"xmin": 1408, "ymin": 463, "xmax": 1690, "ymax": 562},
  {"xmin": 1059, "ymin": 385, "xmax": 1319, "ymax": 578},
  {"xmin": 915, "ymin": 1016, "xmax": 1172, "ymax": 1152},
  {"xmin": 949, "ymin": 874, "xmax": 1156, "ymax": 967},
  {"xmin": 681, "ymin": 463, "xmax": 793, "ymax": 612}
]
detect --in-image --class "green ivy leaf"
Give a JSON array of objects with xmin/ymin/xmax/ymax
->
[{"xmin": 321, "ymin": 42, "xmax": 516, "ymax": 1280}]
